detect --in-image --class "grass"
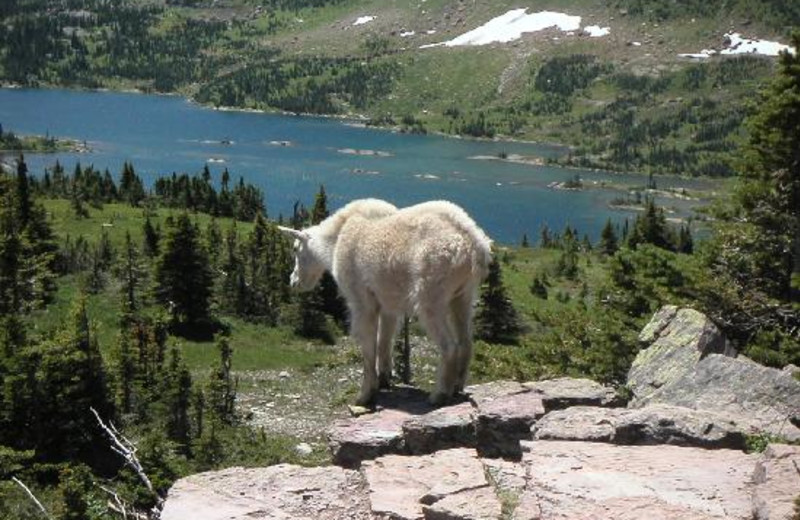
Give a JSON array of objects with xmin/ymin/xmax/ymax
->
[{"xmin": 30, "ymin": 199, "xmax": 333, "ymax": 379}]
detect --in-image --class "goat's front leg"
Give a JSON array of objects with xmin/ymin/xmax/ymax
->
[
  {"xmin": 377, "ymin": 312, "xmax": 400, "ymax": 389},
  {"xmin": 352, "ymin": 305, "xmax": 380, "ymax": 406}
]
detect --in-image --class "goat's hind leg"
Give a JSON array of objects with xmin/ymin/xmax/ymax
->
[
  {"xmin": 351, "ymin": 302, "xmax": 380, "ymax": 406},
  {"xmin": 451, "ymin": 289, "xmax": 476, "ymax": 394},
  {"xmin": 377, "ymin": 312, "xmax": 400, "ymax": 389},
  {"xmin": 419, "ymin": 303, "xmax": 459, "ymax": 405}
]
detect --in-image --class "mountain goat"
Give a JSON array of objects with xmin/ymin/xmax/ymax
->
[{"xmin": 279, "ymin": 198, "xmax": 492, "ymax": 406}]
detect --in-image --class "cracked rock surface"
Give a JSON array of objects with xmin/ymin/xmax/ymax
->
[{"xmin": 163, "ymin": 307, "xmax": 800, "ymax": 519}]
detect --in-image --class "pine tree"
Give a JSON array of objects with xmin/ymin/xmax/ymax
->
[
  {"xmin": 206, "ymin": 337, "xmax": 237, "ymax": 425},
  {"xmin": 34, "ymin": 294, "xmax": 114, "ymax": 463},
  {"xmin": 15, "ymin": 154, "xmax": 31, "ymax": 227},
  {"xmin": 539, "ymin": 224, "xmax": 553, "ymax": 248},
  {"xmin": 731, "ymin": 32, "xmax": 800, "ymax": 298},
  {"xmin": 475, "ymin": 256, "xmax": 523, "ymax": 344},
  {"xmin": 310, "ymin": 184, "xmax": 329, "ymax": 225},
  {"xmin": 598, "ymin": 218, "xmax": 619, "ymax": 256},
  {"xmin": 162, "ymin": 347, "xmax": 192, "ymax": 447},
  {"xmin": 521, "ymin": 233, "xmax": 529, "ymax": 248},
  {"xmin": 154, "ymin": 213, "xmax": 214, "ymax": 326},
  {"xmin": 142, "ymin": 215, "xmax": 160, "ymax": 258},
  {"xmin": 117, "ymin": 231, "xmax": 146, "ymax": 326}
]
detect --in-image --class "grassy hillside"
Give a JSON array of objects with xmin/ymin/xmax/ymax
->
[{"xmin": 1, "ymin": 0, "xmax": 796, "ymax": 175}]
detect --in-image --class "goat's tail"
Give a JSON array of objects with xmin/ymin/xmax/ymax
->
[{"xmin": 469, "ymin": 230, "xmax": 493, "ymax": 283}]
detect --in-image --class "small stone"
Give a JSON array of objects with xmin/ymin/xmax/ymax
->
[
  {"xmin": 294, "ymin": 442, "xmax": 313, "ymax": 456},
  {"xmin": 278, "ymin": 370, "xmax": 290, "ymax": 379}
]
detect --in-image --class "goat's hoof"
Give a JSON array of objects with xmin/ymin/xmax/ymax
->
[{"xmin": 355, "ymin": 392, "xmax": 376, "ymax": 407}]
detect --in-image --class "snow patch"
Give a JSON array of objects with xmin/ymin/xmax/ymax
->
[
  {"xmin": 400, "ymin": 30, "xmax": 415, "ymax": 37},
  {"xmin": 721, "ymin": 32, "xmax": 792, "ymax": 56},
  {"xmin": 421, "ymin": 8, "xmax": 582, "ymax": 48},
  {"xmin": 353, "ymin": 15, "xmax": 375, "ymax": 26},
  {"xmin": 583, "ymin": 25, "xmax": 610, "ymax": 37},
  {"xmin": 679, "ymin": 32, "xmax": 794, "ymax": 59}
]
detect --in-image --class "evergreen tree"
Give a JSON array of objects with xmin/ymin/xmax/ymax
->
[
  {"xmin": 206, "ymin": 337, "xmax": 237, "ymax": 425},
  {"xmin": 220, "ymin": 224, "xmax": 247, "ymax": 316},
  {"xmin": 556, "ymin": 229, "xmax": 580, "ymax": 280},
  {"xmin": 539, "ymin": 224, "xmax": 553, "ymax": 248},
  {"xmin": 154, "ymin": 213, "xmax": 214, "ymax": 326},
  {"xmin": 521, "ymin": 233, "xmax": 529, "ymax": 248},
  {"xmin": 119, "ymin": 161, "xmax": 145, "ymax": 206},
  {"xmin": 310, "ymin": 184, "xmax": 329, "ymax": 225},
  {"xmin": 162, "ymin": 347, "xmax": 192, "ymax": 448},
  {"xmin": 142, "ymin": 215, "xmax": 160, "ymax": 258},
  {"xmin": 598, "ymin": 218, "xmax": 619, "ymax": 256},
  {"xmin": 34, "ymin": 294, "xmax": 114, "ymax": 463},
  {"xmin": 15, "ymin": 155, "xmax": 31, "ymax": 227},
  {"xmin": 117, "ymin": 231, "xmax": 146, "ymax": 326},
  {"xmin": 475, "ymin": 256, "xmax": 524, "ymax": 344},
  {"xmin": 676, "ymin": 224, "xmax": 694, "ymax": 254},
  {"xmin": 731, "ymin": 32, "xmax": 800, "ymax": 298}
]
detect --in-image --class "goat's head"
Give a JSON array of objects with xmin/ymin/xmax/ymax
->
[{"xmin": 278, "ymin": 226, "xmax": 326, "ymax": 292}]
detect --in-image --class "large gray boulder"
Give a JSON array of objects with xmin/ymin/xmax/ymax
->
[
  {"xmin": 533, "ymin": 404, "xmax": 748, "ymax": 449},
  {"xmin": 629, "ymin": 306, "xmax": 800, "ymax": 441}
]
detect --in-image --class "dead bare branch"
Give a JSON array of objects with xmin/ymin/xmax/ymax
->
[
  {"xmin": 90, "ymin": 407, "xmax": 164, "ymax": 514},
  {"xmin": 11, "ymin": 477, "xmax": 53, "ymax": 520}
]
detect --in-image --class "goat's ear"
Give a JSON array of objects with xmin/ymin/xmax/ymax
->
[{"xmin": 277, "ymin": 225, "xmax": 309, "ymax": 242}]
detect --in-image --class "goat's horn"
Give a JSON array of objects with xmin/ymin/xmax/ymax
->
[{"xmin": 277, "ymin": 225, "xmax": 308, "ymax": 241}]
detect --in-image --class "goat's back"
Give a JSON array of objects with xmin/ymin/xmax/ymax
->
[{"xmin": 333, "ymin": 201, "xmax": 492, "ymax": 302}]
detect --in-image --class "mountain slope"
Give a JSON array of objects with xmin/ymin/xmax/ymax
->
[{"xmin": 0, "ymin": 0, "xmax": 796, "ymax": 175}]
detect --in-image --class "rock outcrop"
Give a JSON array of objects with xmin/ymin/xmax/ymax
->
[
  {"xmin": 162, "ymin": 306, "xmax": 800, "ymax": 519},
  {"xmin": 533, "ymin": 404, "xmax": 748, "ymax": 449},
  {"xmin": 629, "ymin": 305, "xmax": 800, "ymax": 441}
]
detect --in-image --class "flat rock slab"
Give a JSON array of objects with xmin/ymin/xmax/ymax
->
[
  {"xmin": 523, "ymin": 377, "xmax": 622, "ymax": 411},
  {"xmin": 515, "ymin": 440, "xmax": 756, "ymax": 519},
  {"xmin": 363, "ymin": 448, "xmax": 493, "ymax": 520},
  {"xmin": 752, "ymin": 444, "xmax": 800, "ymax": 520},
  {"xmin": 533, "ymin": 404, "xmax": 748, "ymax": 449},
  {"xmin": 466, "ymin": 380, "xmax": 529, "ymax": 407},
  {"xmin": 329, "ymin": 407, "xmax": 414, "ymax": 468},
  {"xmin": 404, "ymin": 401, "xmax": 476, "ymax": 455},
  {"xmin": 160, "ymin": 464, "xmax": 370, "ymax": 520},
  {"xmin": 423, "ymin": 485, "xmax": 503, "ymax": 520},
  {"xmin": 476, "ymin": 391, "xmax": 545, "ymax": 459}
]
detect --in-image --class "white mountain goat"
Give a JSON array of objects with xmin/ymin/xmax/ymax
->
[{"xmin": 279, "ymin": 199, "xmax": 492, "ymax": 405}]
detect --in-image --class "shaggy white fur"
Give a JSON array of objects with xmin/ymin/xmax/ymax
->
[{"xmin": 280, "ymin": 199, "xmax": 492, "ymax": 405}]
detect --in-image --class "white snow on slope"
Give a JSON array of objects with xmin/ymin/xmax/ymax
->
[
  {"xmin": 421, "ymin": 9, "xmax": 582, "ymax": 48},
  {"xmin": 680, "ymin": 32, "xmax": 794, "ymax": 59},
  {"xmin": 353, "ymin": 15, "xmax": 375, "ymax": 26},
  {"xmin": 584, "ymin": 25, "xmax": 610, "ymax": 37},
  {"xmin": 721, "ymin": 32, "xmax": 792, "ymax": 55}
]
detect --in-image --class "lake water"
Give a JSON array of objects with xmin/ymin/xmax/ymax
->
[{"xmin": 0, "ymin": 87, "xmax": 712, "ymax": 244}]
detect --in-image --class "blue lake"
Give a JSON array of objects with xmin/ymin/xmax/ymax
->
[{"xmin": 0, "ymin": 87, "xmax": 713, "ymax": 244}]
